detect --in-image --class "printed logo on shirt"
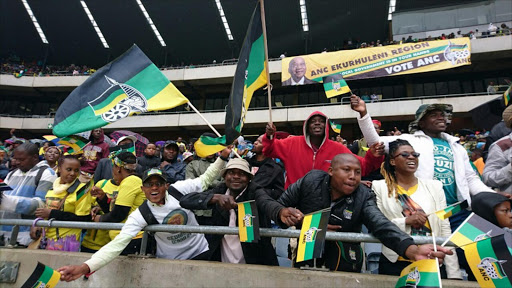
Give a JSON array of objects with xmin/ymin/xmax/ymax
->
[
  {"xmin": 163, "ymin": 209, "xmax": 188, "ymax": 225},
  {"xmin": 433, "ymin": 144, "xmax": 455, "ymax": 186},
  {"xmin": 343, "ymin": 209, "xmax": 353, "ymax": 220},
  {"xmin": 46, "ymin": 197, "xmax": 62, "ymax": 210},
  {"xmin": 109, "ymin": 190, "xmax": 119, "ymax": 211},
  {"xmin": 84, "ymin": 149, "xmax": 98, "ymax": 161}
]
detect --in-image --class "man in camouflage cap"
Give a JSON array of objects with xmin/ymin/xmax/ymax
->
[{"xmin": 351, "ymin": 96, "xmax": 496, "ymax": 280}]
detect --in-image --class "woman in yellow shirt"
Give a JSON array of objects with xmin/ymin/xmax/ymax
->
[
  {"xmin": 91, "ymin": 152, "xmax": 145, "ymax": 255},
  {"xmin": 34, "ymin": 155, "xmax": 93, "ymax": 248}
]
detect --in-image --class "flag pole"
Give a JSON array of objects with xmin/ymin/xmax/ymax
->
[
  {"xmin": 432, "ymin": 231, "xmax": 443, "ymax": 288},
  {"xmin": 187, "ymin": 102, "xmax": 242, "ymax": 159},
  {"xmin": 259, "ymin": 0, "xmax": 273, "ymax": 125}
]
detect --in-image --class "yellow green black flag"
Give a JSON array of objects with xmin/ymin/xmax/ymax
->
[
  {"xmin": 237, "ymin": 200, "xmax": 260, "ymax": 243},
  {"xmin": 322, "ymin": 73, "xmax": 350, "ymax": 98},
  {"xmin": 395, "ymin": 259, "xmax": 441, "ymax": 288},
  {"xmin": 464, "ymin": 234, "xmax": 512, "ymax": 288},
  {"xmin": 52, "ymin": 45, "xmax": 189, "ymax": 137},
  {"xmin": 21, "ymin": 262, "xmax": 60, "ymax": 288},
  {"xmin": 296, "ymin": 208, "xmax": 330, "ymax": 262},
  {"xmin": 443, "ymin": 213, "xmax": 504, "ymax": 249},
  {"xmin": 195, "ymin": 1, "xmax": 267, "ymax": 158}
]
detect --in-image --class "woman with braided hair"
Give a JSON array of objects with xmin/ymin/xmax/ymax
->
[{"xmin": 372, "ymin": 139, "xmax": 462, "ymax": 279}]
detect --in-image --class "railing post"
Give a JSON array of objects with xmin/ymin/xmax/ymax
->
[
  {"xmin": 8, "ymin": 225, "xmax": 19, "ymax": 247},
  {"xmin": 139, "ymin": 232, "xmax": 149, "ymax": 256}
]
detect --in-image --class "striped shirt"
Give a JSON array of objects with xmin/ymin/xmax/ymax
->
[{"xmin": 0, "ymin": 161, "xmax": 56, "ymax": 245}]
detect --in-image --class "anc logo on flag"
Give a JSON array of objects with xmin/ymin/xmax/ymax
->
[
  {"xmin": 88, "ymin": 75, "xmax": 148, "ymax": 122},
  {"xmin": 303, "ymin": 227, "xmax": 320, "ymax": 244},
  {"xmin": 242, "ymin": 214, "xmax": 255, "ymax": 228},
  {"xmin": 474, "ymin": 230, "xmax": 493, "ymax": 242},
  {"xmin": 478, "ymin": 258, "xmax": 508, "ymax": 280},
  {"xmin": 443, "ymin": 41, "xmax": 470, "ymax": 65},
  {"xmin": 405, "ymin": 267, "xmax": 420, "ymax": 287}
]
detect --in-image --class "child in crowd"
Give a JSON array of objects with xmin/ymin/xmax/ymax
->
[
  {"xmin": 137, "ymin": 143, "xmax": 161, "ymax": 172},
  {"xmin": 471, "ymin": 192, "xmax": 512, "ymax": 229}
]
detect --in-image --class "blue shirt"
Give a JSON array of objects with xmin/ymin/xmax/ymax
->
[{"xmin": 432, "ymin": 138, "xmax": 458, "ymax": 205}]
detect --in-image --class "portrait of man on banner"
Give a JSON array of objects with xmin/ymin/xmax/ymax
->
[{"xmin": 282, "ymin": 56, "xmax": 316, "ymax": 86}]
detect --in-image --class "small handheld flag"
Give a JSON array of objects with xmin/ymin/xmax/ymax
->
[
  {"xmin": 434, "ymin": 200, "xmax": 468, "ymax": 220},
  {"xmin": 237, "ymin": 200, "xmax": 260, "ymax": 243},
  {"xmin": 329, "ymin": 120, "xmax": 342, "ymax": 134},
  {"xmin": 322, "ymin": 73, "xmax": 350, "ymax": 98},
  {"xmin": 395, "ymin": 259, "xmax": 441, "ymax": 288},
  {"xmin": 296, "ymin": 208, "xmax": 330, "ymax": 262},
  {"xmin": 21, "ymin": 262, "xmax": 60, "ymax": 288},
  {"xmin": 442, "ymin": 213, "xmax": 504, "ymax": 249},
  {"xmin": 57, "ymin": 135, "xmax": 89, "ymax": 154},
  {"xmin": 464, "ymin": 234, "xmax": 512, "ymax": 288},
  {"xmin": 52, "ymin": 44, "xmax": 189, "ymax": 137},
  {"xmin": 504, "ymin": 83, "xmax": 511, "ymax": 106},
  {"xmin": 194, "ymin": 1, "xmax": 267, "ymax": 158}
]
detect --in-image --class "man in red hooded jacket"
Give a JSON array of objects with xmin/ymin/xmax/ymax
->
[
  {"xmin": 263, "ymin": 111, "xmax": 384, "ymax": 189},
  {"xmin": 81, "ymin": 128, "xmax": 110, "ymax": 174}
]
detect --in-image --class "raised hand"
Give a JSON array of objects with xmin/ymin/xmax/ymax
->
[{"xmin": 350, "ymin": 95, "xmax": 367, "ymax": 117}]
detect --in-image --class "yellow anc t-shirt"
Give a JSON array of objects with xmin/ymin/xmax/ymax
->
[
  {"xmin": 44, "ymin": 181, "xmax": 93, "ymax": 240},
  {"xmin": 108, "ymin": 175, "xmax": 145, "ymax": 240},
  {"xmin": 81, "ymin": 179, "xmax": 118, "ymax": 251}
]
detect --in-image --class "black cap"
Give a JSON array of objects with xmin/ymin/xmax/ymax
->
[{"xmin": 142, "ymin": 168, "xmax": 167, "ymax": 183}]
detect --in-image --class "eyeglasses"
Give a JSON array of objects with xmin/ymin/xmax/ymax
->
[
  {"xmin": 143, "ymin": 181, "xmax": 166, "ymax": 188},
  {"xmin": 392, "ymin": 152, "xmax": 420, "ymax": 159}
]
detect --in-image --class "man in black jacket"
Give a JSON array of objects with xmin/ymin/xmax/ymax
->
[
  {"xmin": 247, "ymin": 134, "xmax": 285, "ymax": 200},
  {"xmin": 180, "ymin": 158, "xmax": 278, "ymax": 266},
  {"xmin": 256, "ymin": 153, "xmax": 452, "ymax": 272}
]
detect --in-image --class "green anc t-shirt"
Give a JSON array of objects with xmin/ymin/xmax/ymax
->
[{"xmin": 432, "ymin": 138, "xmax": 458, "ymax": 205}]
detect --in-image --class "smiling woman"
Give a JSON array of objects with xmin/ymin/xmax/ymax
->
[{"xmin": 372, "ymin": 139, "xmax": 462, "ymax": 279}]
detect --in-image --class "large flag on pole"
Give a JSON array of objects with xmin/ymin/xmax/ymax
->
[
  {"xmin": 296, "ymin": 208, "xmax": 330, "ymax": 262},
  {"xmin": 195, "ymin": 1, "xmax": 267, "ymax": 158},
  {"xmin": 237, "ymin": 200, "xmax": 260, "ymax": 243},
  {"xmin": 21, "ymin": 262, "xmax": 60, "ymax": 288},
  {"xmin": 443, "ymin": 213, "xmax": 504, "ymax": 248},
  {"xmin": 395, "ymin": 259, "xmax": 441, "ymax": 288},
  {"xmin": 464, "ymin": 234, "xmax": 512, "ymax": 288},
  {"xmin": 52, "ymin": 44, "xmax": 189, "ymax": 137}
]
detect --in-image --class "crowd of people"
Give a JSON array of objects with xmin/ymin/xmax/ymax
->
[{"xmin": 0, "ymin": 96, "xmax": 511, "ymax": 282}]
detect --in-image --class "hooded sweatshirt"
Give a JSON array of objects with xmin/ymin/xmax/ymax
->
[
  {"xmin": 81, "ymin": 129, "xmax": 110, "ymax": 174},
  {"xmin": 263, "ymin": 111, "xmax": 384, "ymax": 189},
  {"xmin": 471, "ymin": 192, "xmax": 512, "ymax": 227}
]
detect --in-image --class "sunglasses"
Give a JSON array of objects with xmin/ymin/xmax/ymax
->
[
  {"xmin": 143, "ymin": 181, "xmax": 166, "ymax": 188},
  {"xmin": 392, "ymin": 152, "xmax": 420, "ymax": 159}
]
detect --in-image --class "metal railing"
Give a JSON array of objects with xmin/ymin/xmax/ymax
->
[{"xmin": 0, "ymin": 219, "xmax": 452, "ymax": 256}]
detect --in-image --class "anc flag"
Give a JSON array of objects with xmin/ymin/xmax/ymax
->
[
  {"xmin": 329, "ymin": 120, "xmax": 342, "ymax": 134},
  {"xmin": 21, "ymin": 262, "xmax": 60, "ymax": 288},
  {"xmin": 444, "ymin": 213, "xmax": 504, "ymax": 249},
  {"xmin": 237, "ymin": 200, "xmax": 260, "ymax": 243},
  {"xmin": 52, "ymin": 44, "xmax": 189, "ymax": 137},
  {"xmin": 195, "ymin": 1, "xmax": 267, "ymax": 158},
  {"xmin": 434, "ymin": 200, "xmax": 468, "ymax": 220},
  {"xmin": 465, "ymin": 234, "xmax": 512, "ymax": 288},
  {"xmin": 322, "ymin": 73, "xmax": 350, "ymax": 98},
  {"xmin": 395, "ymin": 259, "xmax": 441, "ymax": 288},
  {"xmin": 296, "ymin": 208, "xmax": 330, "ymax": 262},
  {"xmin": 504, "ymin": 84, "xmax": 511, "ymax": 106},
  {"xmin": 57, "ymin": 135, "xmax": 89, "ymax": 154}
]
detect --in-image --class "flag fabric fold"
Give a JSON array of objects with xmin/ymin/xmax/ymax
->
[
  {"xmin": 322, "ymin": 73, "xmax": 350, "ymax": 98},
  {"xmin": 21, "ymin": 262, "xmax": 60, "ymax": 288},
  {"xmin": 504, "ymin": 84, "xmax": 511, "ymax": 107},
  {"xmin": 237, "ymin": 200, "xmax": 260, "ymax": 243},
  {"xmin": 194, "ymin": 1, "xmax": 267, "ymax": 157},
  {"xmin": 52, "ymin": 44, "xmax": 189, "ymax": 137},
  {"xmin": 296, "ymin": 208, "xmax": 330, "ymax": 262},
  {"xmin": 444, "ymin": 212, "xmax": 504, "ymax": 249},
  {"xmin": 57, "ymin": 135, "xmax": 89, "ymax": 154},
  {"xmin": 464, "ymin": 234, "xmax": 512, "ymax": 288},
  {"xmin": 395, "ymin": 259, "xmax": 441, "ymax": 288},
  {"xmin": 434, "ymin": 200, "xmax": 468, "ymax": 220}
]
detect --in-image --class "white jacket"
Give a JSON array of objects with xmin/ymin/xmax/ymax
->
[
  {"xmin": 372, "ymin": 178, "xmax": 462, "ymax": 279},
  {"xmin": 483, "ymin": 133, "xmax": 512, "ymax": 194},
  {"xmin": 358, "ymin": 113, "xmax": 493, "ymax": 206}
]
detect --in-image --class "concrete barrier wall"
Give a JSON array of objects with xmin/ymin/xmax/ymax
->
[
  {"xmin": 0, "ymin": 249, "xmax": 478, "ymax": 288},
  {"xmin": 0, "ymin": 94, "xmax": 498, "ymax": 131}
]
